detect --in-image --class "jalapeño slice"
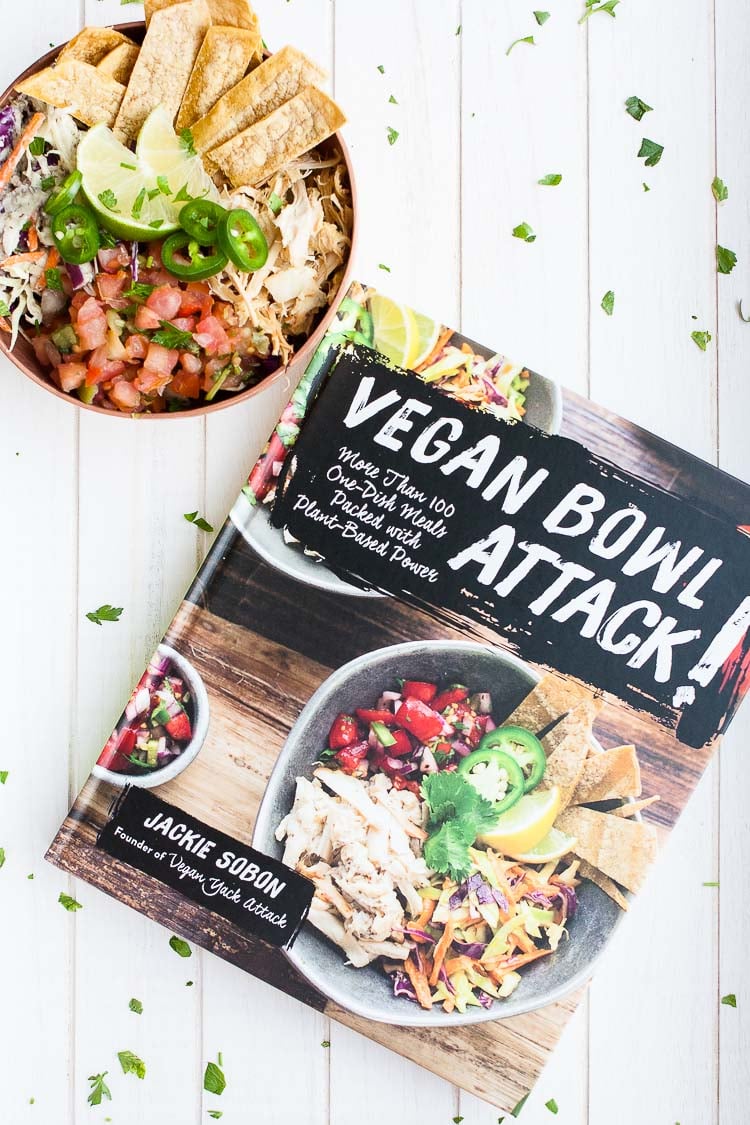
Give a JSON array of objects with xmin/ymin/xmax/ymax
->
[
  {"xmin": 179, "ymin": 199, "xmax": 226, "ymax": 246},
  {"xmin": 217, "ymin": 208, "xmax": 268, "ymax": 271},
  {"xmin": 473, "ymin": 726, "xmax": 546, "ymax": 793},
  {"xmin": 45, "ymin": 170, "xmax": 83, "ymax": 217},
  {"xmin": 162, "ymin": 231, "xmax": 227, "ymax": 282},
  {"xmin": 458, "ymin": 747, "xmax": 525, "ymax": 815},
  {"xmin": 51, "ymin": 203, "xmax": 100, "ymax": 265}
]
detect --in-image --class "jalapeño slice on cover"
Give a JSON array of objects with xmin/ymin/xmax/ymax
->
[
  {"xmin": 473, "ymin": 726, "xmax": 547, "ymax": 793},
  {"xmin": 458, "ymin": 747, "xmax": 526, "ymax": 815}
]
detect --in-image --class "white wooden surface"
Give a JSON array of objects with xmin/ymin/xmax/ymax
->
[{"xmin": 1, "ymin": 1, "xmax": 748, "ymax": 1120}]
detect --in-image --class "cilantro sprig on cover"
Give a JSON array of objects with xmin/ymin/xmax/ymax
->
[{"xmin": 421, "ymin": 772, "xmax": 497, "ymax": 881}]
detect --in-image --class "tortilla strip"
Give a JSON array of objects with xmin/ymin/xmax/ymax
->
[
  {"xmin": 59, "ymin": 27, "xmax": 133, "ymax": 67},
  {"xmin": 191, "ymin": 45, "xmax": 326, "ymax": 157},
  {"xmin": 211, "ymin": 85, "xmax": 344, "ymax": 188},
  {"xmin": 610, "ymin": 795, "xmax": 660, "ymax": 819},
  {"xmin": 114, "ymin": 0, "xmax": 212, "ymax": 144},
  {"xmin": 541, "ymin": 730, "xmax": 591, "ymax": 811},
  {"xmin": 146, "ymin": 0, "xmax": 260, "ymax": 29},
  {"xmin": 577, "ymin": 859, "xmax": 629, "ymax": 911},
  {"xmin": 502, "ymin": 673, "xmax": 594, "ymax": 735},
  {"xmin": 97, "ymin": 43, "xmax": 141, "ymax": 86},
  {"xmin": 556, "ymin": 806, "xmax": 658, "ymax": 894},
  {"xmin": 175, "ymin": 25, "xmax": 262, "ymax": 132},
  {"xmin": 15, "ymin": 60, "xmax": 125, "ymax": 129},
  {"xmin": 541, "ymin": 698, "xmax": 602, "ymax": 758},
  {"xmin": 571, "ymin": 744, "xmax": 642, "ymax": 805}
]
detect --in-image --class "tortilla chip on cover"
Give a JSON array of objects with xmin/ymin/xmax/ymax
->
[
  {"xmin": 97, "ymin": 43, "xmax": 141, "ymax": 86},
  {"xmin": 541, "ymin": 698, "xmax": 601, "ymax": 758},
  {"xmin": 15, "ymin": 61, "xmax": 125, "ymax": 129},
  {"xmin": 577, "ymin": 859, "xmax": 629, "ymax": 911},
  {"xmin": 570, "ymin": 744, "xmax": 642, "ymax": 805},
  {"xmin": 541, "ymin": 730, "xmax": 591, "ymax": 810},
  {"xmin": 59, "ymin": 26, "xmax": 134, "ymax": 67},
  {"xmin": 502, "ymin": 673, "xmax": 594, "ymax": 735},
  {"xmin": 114, "ymin": 0, "xmax": 212, "ymax": 144},
  {"xmin": 556, "ymin": 806, "xmax": 658, "ymax": 894},
  {"xmin": 610, "ymin": 794, "xmax": 660, "ymax": 819},
  {"xmin": 191, "ymin": 45, "xmax": 326, "ymax": 157},
  {"xmin": 146, "ymin": 0, "xmax": 260, "ymax": 29},
  {"xmin": 175, "ymin": 25, "xmax": 262, "ymax": 132}
]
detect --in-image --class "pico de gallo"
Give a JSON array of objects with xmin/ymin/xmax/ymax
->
[{"xmin": 97, "ymin": 650, "xmax": 195, "ymax": 775}]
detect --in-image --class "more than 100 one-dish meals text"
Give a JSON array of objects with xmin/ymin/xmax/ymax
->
[{"xmin": 0, "ymin": 0, "xmax": 351, "ymax": 412}]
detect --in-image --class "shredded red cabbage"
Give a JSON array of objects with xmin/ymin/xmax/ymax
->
[
  {"xmin": 452, "ymin": 939, "xmax": 487, "ymax": 959},
  {"xmin": 438, "ymin": 965, "xmax": 456, "ymax": 994},
  {"xmin": 477, "ymin": 990, "xmax": 494, "ymax": 1009},
  {"xmin": 391, "ymin": 971, "xmax": 418, "ymax": 1002}
]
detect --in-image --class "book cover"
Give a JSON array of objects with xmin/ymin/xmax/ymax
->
[{"xmin": 47, "ymin": 281, "xmax": 750, "ymax": 1112}]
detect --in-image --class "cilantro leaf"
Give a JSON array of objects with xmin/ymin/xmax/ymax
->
[
  {"xmin": 0, "ymin": 300, "xmax": 10, "ymax": 316},
  {"xmin": 174, "ymin": 183, "xmax": 194, "ymax": 203},
  {"xmin": 538, "ymin": 173, "xmax": 562, "ymax": 186},
  {"xmin": 268, "ymin": 192, "xmax": 284, "ymax": 215},
  {"xmin": 421, "ymin": 772, "xmax": 498, "ymax": 880},
  {"xmin": 423, "ymin": 822, "xmax": 476, "ymax": 881},
  {"xmin": 29, "ymin": 136, "xmax": 46, "ymax": 156},
  {"xmin": 643, "ymin": 182, "xmax": 650, "ymax": 192},
  {"xmin": 0, "ymin": 770, "xmax": 7, "ymax": 784},
  {"xmin": 601, "ymin": 290, "xmax": 615, "ymax": 316},
  {"xmin": 511, "ymin": 1093, "xmax": 529, "ymax": 1117},
  {"xmin": 545, "ymin": 1099, "xmax": 559, "ymax": 1114},
  {"xmin": 86, "ymin": 604, "xmax": 123, "ymax": 626},
  {"xmin": 157, "ymin": 175, "xmax": 172, "ymax": 196},
  {"xmin": 98, "ymin": 189, "xmax": 119, "ymax": 212},
  {"xmin": 124, "ymin": 281, "xmax": 155, "ymax": 303},
  {"xmin": 180, "ymin": 128, "xmax": 197, "ymax": 157},
  {"xmin": 453, "ymin": 1117, "xmax": 465, "ymax": 1124},
  {"xmin": 321, "ymin": 1040, "xmax": 330, "ymax": 1048},
  {"xmin": 512, "ymin": 221, "xmax": 536, "ymax": 242},
  {"xmin": 152, "ymin": 321, "xmax": 198, "ymax": 352},
  {"xmin": 506, "ymin": 35, "xmax": 535, "ymax": 56},
  {"xmin": 118, "ymin": 1050, "xmax": 146, "ymax": 1079},
  {"xmin": 0, "ymin": 847, "xmax": 5, "ymax": 868},
  {"xmin": 45, "ymin": 267, "xmax": 63, "ymax": 291},
  {"xmin": 59, "ymin": 892, "xmax": 82, "ymax": 911},
  {"xmin": 129, "ymin": 998, "xmax": 143, "ymax": 1014},
  {"xmin": 378, "ymin": 263, "xmax": 391, "ymax": 272},
  {"xmin": 534, "ymin": 11, "xmax": 551, "ymax": 25},
  {"xmin": 579, "ymin": 0, "xmax": 619, "ymax": 22},
  {"xmin": 721, "ymin": 993, "xmax": 737, "ymax": 1008},
  {"xmin": 637, "ymin": 138, "xmax": 664, "ymax": 167},
  {"xmin": 388, "ymin": 93, "xmax": 398, "ymax": 104},
  {"xmin": 712, "ymin": 176, "xmax": 728, "ymax": 202},
  {"xmin": 387, "ymin": 126, "xmax": 399, "ymax": 145},
  {"xmin": 208, "ymin": 1114, "xmax": 223, "ymax": 1121},
  {"xmin": 377, "ymin": 64, "xmax": 385, "ymax": 74},
  {"xmin": 717, "ymin": 244, "xmax": 737, "ymax": 274},
  {"xmin": 691, "ymin": 330, "xmax": 711, "ymax": 351},
  {"xmin": 87, "ymin": 1073, "xmax": 111, "ymax": 1107},
  {"xmin": 204, "ymin": 1061, "xmax": 226, "ymax": 1096},
  {"xmin": 169, "ymin": 934, "xmax": 192, "ymax": 958},
  {"xmin": 625, "ymin": 95, "xmax": 652, "ymax": 121},
  {"xmin": 184, "ymin": 510, "xmax": 215, "ymax": 533},
  {"xmin": 40, "ymin": 174, "xmax": 55, "ymax": 191}
]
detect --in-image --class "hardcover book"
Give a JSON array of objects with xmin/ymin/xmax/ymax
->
[{"xmin": 48, "ymin": 281, "xmax": 750, "ymax": 1111}]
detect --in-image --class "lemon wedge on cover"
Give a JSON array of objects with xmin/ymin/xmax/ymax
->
[
  {"xmin": 370, "ymin": 293, "xmax": 419, "ymax": 368},
  {"xmin": 508, "ymin": 826, "xmax": 577, "ymax": 863},
  {"xmin": 478, "ymin": 786, "xmax": 562, "ymax": 856},
  {"xmin": 408, "ymin": 310, "xmax": 442, "ymax": 369}
]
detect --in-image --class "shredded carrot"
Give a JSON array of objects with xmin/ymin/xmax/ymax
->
[
  {"xmin": 0, "ymin": 317, "xmax": 10, "ymax": 333},
  {"xmin": 27, "ymin": 225, "xmax": 38, "ymax": 252},
  {"xmin": 488, "ymin": 948, "xmax": 552, "ymax": 981},
  {"xmin": 46, "ymin": 247, "xmax": 59, "ymax": 270},
  {"xmin": 413, "ymin": 898, "xmax": 435, "ymax": 931},
  {"xmin": 0, "ymin": 251, "xmax": 47, "ymax": 268},
  {"xmin": 513, "ymin": 929, "xmax": 536, "ymax": 955},
  {"xmin": 403, "ymin": 956, "xmax": 433, "ymax": 1010},
  {"xmin": 428, "ymin": 918, "xmax": 454, "ymax": 986},
  {"xmin": 444, "ymin": 955, "xmax": 473, "ymax": 976},
  {"xmin": 0, "ymin": 112, "xmax": 45, "ymax": 191},
  {"xmin": 443, "ymin": 995, "xmax": 455, "ymax": 1014}
]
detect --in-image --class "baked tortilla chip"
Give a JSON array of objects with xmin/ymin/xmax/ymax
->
[
  {"xmin": 541, "ymin": 730, "xmax": 591, "ymax": 810},
  {"xmin": 502, "ymin": 674, "xmax": 595, "ymax": 735},
  {"xmin": 577, "ymin": 859, "xmax": 629, "ymax": 911},
  {"xmin": 211, "ymin": 85, "xmax": 344, "ymax": 188},
  {"xmin": 146, "ymin": 0, "xmax": 259, "ymax": 29},
  {"xmin": 15, "ymin": 60, "xmax": 125, "ymax": 129},
  {"xmin": 175, "ymin": 25, "xmax": 262, "ymax": 132},
  {"xmin": 191, "ymin": 45, "xmax": 326, "ymax": 157},
  {"xmin": 541, "ymin": 698, "xmax": 601, "ymax": 758},
  {"xmin": 571, "ymin": 744, "xmax": 642, "ymax": 805},
  {"xmin": 97, "ymin": 42, "xmax": 141, "ymax": 86},
  {"xmin": 59, "ymin": 27, "xmax": 133, "ymax": 67},
  {"xmin": 556, "ymin": 806, "xmax": 658, "ymax": 894},
  {"xmin": 610, "ymin": 795, "xmax": 660, "ymax": 819},
  {"xmin": 114, "ymin": 0, "xmax": 212, "ymax": 144}
]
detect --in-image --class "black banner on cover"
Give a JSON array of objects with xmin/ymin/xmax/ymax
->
[
  {"xmin": 97, "ymin": 788, "xmax": 313, "ymax": 948},
  {"xmin": 271, "ymin": 345, "xmax": 750, "ymax": 747}
]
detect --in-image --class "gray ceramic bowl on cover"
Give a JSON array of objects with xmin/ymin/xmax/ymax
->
[{"xmin": 252, "ymin": 640, "xmax": 623, "ymax": 1027}]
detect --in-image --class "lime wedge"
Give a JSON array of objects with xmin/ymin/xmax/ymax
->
[
  {"xmin": 370, "ymin": 293, "xmax": 419, "ymax": 368},
  {"xmin": 509, "ymin": 826, "xmax": 578, "ymax": 863},
  {"xmin": 77, "ymin": 106, "xmax": 218, "ymax": 241},
  {"xmin": 408, "ymin": 310, "xmax": 442, "ymax": 369}
]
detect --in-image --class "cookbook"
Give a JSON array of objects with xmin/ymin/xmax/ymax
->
[{"xmin": 48, "ymin": 280, "xmax": 750, "ymax": 1111}]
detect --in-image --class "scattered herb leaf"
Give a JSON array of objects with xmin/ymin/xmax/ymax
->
[
  {"xmin": 124, "ymin": 281, "xmax": 154, "ymax": 303},
  {"xmin": 86, "ymin": 605, "xmax": 123, "ymax": 626},
  {"xmin": 712, "ymin": 176, "xmax": 728, "ymax": 202},
  {"xmin": 545, "ymin": 1100, "xmax": 559, "ymax": 1115},
  {"xmin": 120, "ymin": 161, "xmax": 137, "ymax": 171},
  {"xmin": 40, "ymin": 175, "xmax": 55, "ymax": 191},
  {"xmin": 98, "ymin": 189, "xmax": 118, "ymax": 212},
  {"xmin": 129, "ymin": 998, "xmax": 143, "ymax": 1014},
  {"xmin": 601, "ymin": 290, "xmax": 615, "ymax": 316},
  {"xmin": 204, "ymin": 1062, "xmax": 226, "ymax": 1096},
  {"xmin": 156, "ymin": 175, "xmax": 172, "ymax": 196},
  {"xmin": 534, "ymin": 11, "xmax": 551, "ymax": 25},
  {"xmin": 180, "ymin": 128, "xmax": 196, "ymax": 157},
  {"xmin": 377, "ymin": 64, "xmax": 385, "ymax": 74},
  {"xmin": 184, "ymin": 511, "xmax": 215, "ymax": 533},
  {"xmin": 0, "ymin": 300, "xmax": 10, "ymax": 316},
  {"xmin": 456, "ymin": 25, "xmax": 462, "ymax": 35},
  {"xmin": 422, "ymin": 772, "xmax": 497, "ymax": 881},
  {"xmin": 0, "ymin": 847, "xmax": 5, "ymax": 869},
  {"xmin": 152, "ymin": 322, "xmax": 198, "ymax": 351},
  {"xmin": 169, "ymin": 935, "xmax": 192, "ymax": 958},
  {"xmin": 506, "ymin": 35, "xmax": 535, "ymax": 56},
  {"xmin": 58, "ymin": 892, "xmax": 82, "ymax": 911},
  {"xmin": 625, "ymin": 95, "xmax": 652, "ymax": 121},
  {"xmin": 453, "ymin": 1117, "xmax": 464, "ymax": 1124},
  {"xmin": 388, "ymin": 94, "xmax": 398, "ymax": 104},
  {"xmin": 378, "ymin": 263, "xmax": 391, "ymax": 272},
  {"xmin": 174, "ymin": 183, "xmax": 194, "ymax": 204},
  {"xmin": 703, "ymin": 880, "xmax": 720, "ymax": 886},
  {"xmin": 722, "ymin": 993, "xmax": 737, "ymax": 1008},
  {"xmin": 0, "ymin": 770, "xmax": 7, "ymax": 784},
  {"xmin": 268, "ymin": 192, "xmax": 284, "ymax": 215},
  {"xmin": 511, "ymin": 1093, "xmax": 529, "ymax": 1117},
  {"xmin": 208, "ymin": 1114, "xmax": 223, "ymax": 1121},
  {"xmin": 579, "ymin": 0, "xmax": 620, "ymax": 22},
  {"xmin": 87, "ymin": 1073, "xmax": 111, "ymax": 1107},
  {"xmin": 387, "ymin": 126, "xmax": 399, "ymax": 145},
  {"xmin": 186, "ymin": 980, "xmax": 194, "ymax": 986},
  {"xmin": 717, "ymin": 244, "xmax": 737, "ymax": 274},
  {"xmin": 691, "ymin": 330, "xmax": 711, "ymax": 351},
  {"xmin": 643, "ymin": 182, "xmax": 650, "ymax": 192},
  {"xmin": 118, "ymin": 1050, "xmax": 146, "ymax": 1080},
  {"xmin": 29, "ymin": 137, "xmax": 45, "ymax": 156},
  {"xmin": 538, "ymin": 173, "xmax": 562, "ymax": 186},
  {"xmin": 512, "ymin": 221, "xmax": 536, "ymax": 242},
  {"xmin": 321, "ymin": 1040, "xmax": 330, "ymax": 1048},
  {"xmin": 149, "ymin": 219, "xmax": 164, "ymax": 230},
  {"xmin": 637, "ymin": 138, "xmax": 664, "ymax": 167}
]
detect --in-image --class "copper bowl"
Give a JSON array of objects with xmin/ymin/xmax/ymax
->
[{"xmin": 0, "ymin": 23, "xmax": 357, "ymax": 419}]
